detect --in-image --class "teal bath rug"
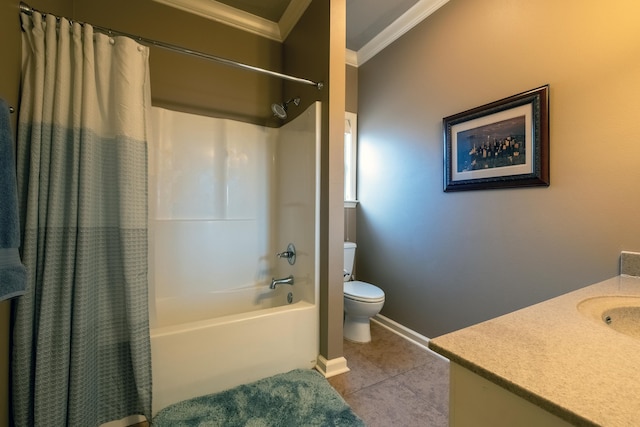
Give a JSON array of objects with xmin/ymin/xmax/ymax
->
[{"xmin": 152, "ymin": 369, "xmax": 365, "ymax": 426}]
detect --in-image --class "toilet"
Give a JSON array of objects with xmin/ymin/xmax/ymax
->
[{"xmin": 343, "ymin": 242, "xmax": 385, "ymax": 343}]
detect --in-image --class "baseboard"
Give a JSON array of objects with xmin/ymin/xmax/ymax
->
[
  {"xmin": 372, "ymin": 314, "xmax": 450, "ymax": 363},
  {"xmin": 315, "ymin": 355, "xmax": 350, "ymax": 378}
]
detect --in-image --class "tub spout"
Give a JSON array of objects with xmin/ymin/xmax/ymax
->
[{"xmin": 270, "ymin": 275, "xmax": 294, "ymax": 289}]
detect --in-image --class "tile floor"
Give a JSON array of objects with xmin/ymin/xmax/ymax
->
[{"xmin": 327, "ymin": 321, "xmax": 450, "ymax": 427}]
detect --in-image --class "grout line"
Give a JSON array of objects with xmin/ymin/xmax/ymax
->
[
  {"xmin": 335, "ymin": 320, "xmax": 450, "ymax": 398},
  {"xmin": 345, "ymin": 365, "xmax": 424, "ymax": 399},
  {"xmin": 340, "ymin": 329, "xmax": 447, "ymax": 400},
  {"xmin": 337, "ymin": 322, "xmax": 451, "ymax": 426}
]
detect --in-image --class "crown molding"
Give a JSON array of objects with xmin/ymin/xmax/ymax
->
[
  {"xmin": 153, "ymin": 0, "xmax": 447, "ymax": 67},
  {"xmin": 345, "ymin": 49, "xmax": 358, "ymax": 68},
  {"xmin": 279, "ymin": 0, "xmax": 311, "ymax": 40},
  {"xmin": 353, "ymin": 0, "xmax": 449, "ymax": 67},
  {"xmin": 153, "ymin": 0, "xmax": 311, "ymax": 42}
]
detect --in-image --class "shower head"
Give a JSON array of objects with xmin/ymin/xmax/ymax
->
[
  {"xmin": 271, "ymin": 97, "xmax": 301, "ymax": 119},
  {"xmin": 272, "ymin": 103, "xmax": 287, "ymax": 119}
]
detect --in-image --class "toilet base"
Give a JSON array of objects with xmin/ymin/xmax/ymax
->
[{"xmin": 343, "ymin": 314, "xmax": 372, "ymax": 343}]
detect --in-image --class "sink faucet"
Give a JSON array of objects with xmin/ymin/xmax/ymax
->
[{"xmin": 270, "ymin": 275, "xmax": 294, "ymax": 289}]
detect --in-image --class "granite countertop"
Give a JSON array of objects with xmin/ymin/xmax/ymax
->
[{"xmin": 428, "ymin": 274, "xmax": 640, "ymax": 427}]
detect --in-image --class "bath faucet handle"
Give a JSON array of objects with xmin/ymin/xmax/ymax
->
[{"xmin": 276, "ymin": 243, "xmax": 296, "ymax": 265}]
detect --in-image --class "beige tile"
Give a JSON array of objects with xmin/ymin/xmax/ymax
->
[
  {"xmin": 389, "ymin": 363, "xmax": 450, "ymax": 416},
  {"xmin": 327, "ymin": 353, "xmax": 389, "ymax": 396},
  {"xmin": 346, "ymin": 324, "xmax": 433, "ymax": 372},
  {"xmin": 329, "ymin": 322, "xmax": 450, "ymax": 426},
  {"xmin": 345, "ymin": 379, "xmax": 448, "ymax": 427}
]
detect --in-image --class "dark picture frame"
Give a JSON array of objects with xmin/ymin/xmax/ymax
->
[{"xmin": 443, "ymin": 85, "xmax": 549, "ymax": 192}]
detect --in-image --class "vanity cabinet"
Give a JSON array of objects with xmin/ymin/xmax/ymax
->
[
  {"xmin": 449, "ymin": 363, "xmax": 571, "ymax": 427},
  {"xmin": 430, "ymin": 275, "xmax": 640, "ymax": 426}
]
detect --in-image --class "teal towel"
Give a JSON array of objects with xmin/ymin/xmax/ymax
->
[{"xmin": 0, "ymin": 98, "xmax": 26, "ymax": 301}]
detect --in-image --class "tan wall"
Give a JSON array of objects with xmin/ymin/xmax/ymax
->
[
  {"xmin": 346, "ymin": 65, "xmax": 358, "ymax": 114},
  {"xmin": 344, "ymin": 208, "xmax": 356, "ymax": 242},
  {"xmin": 74, "ymin": 0, "xmax": 283, "ymax": 126},
  {"xmin": 357, "ymin": 0, "xmax": 640, "ymax": 337},
  {"xmin": 283, "ymin": 0, "xmax": 345, "ymax": 361}
]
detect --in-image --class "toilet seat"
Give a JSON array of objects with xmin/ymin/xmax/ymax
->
[{"xmin": 344, "ymin": 280, "xmax": 385, "ymax": 303}]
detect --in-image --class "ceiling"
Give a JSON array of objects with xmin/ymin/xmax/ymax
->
[{"xmin": 153, "ymin": 0, "xmax": 449, "ymax": 66}]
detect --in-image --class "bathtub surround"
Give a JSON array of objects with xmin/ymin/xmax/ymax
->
[
  {"xmin": 153, "ymin": 369, "xmax": 365, "ymax": 426},
  {"xmin": 12, "ymin": 12, "xmax": 152, "ymax": 425},
  {"xmin": 149, "ymin": 102, "xmax": 319, "ymax": 315},
  {"xmin": 149, "ymin": 102, "xmax": 321, "ymax": 414},
  {"xmin": 620, "ymin": 251, "xmax": 640, "ymax": 277},
  {"xmin": 149, "ymin": 106, "xmax": 276, "ymax": 327}
]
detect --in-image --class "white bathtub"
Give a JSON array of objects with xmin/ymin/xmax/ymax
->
[
  {"xmin": 149, "ymin": 102, "xmax": 321, "ymax": 415},
  {"xmin": 150, "ymin": 298, "xmax": 318, "ymax": 414},
  {"xmin": 153, "ymin": 284, "xmax": 302, "ymax": 328}
]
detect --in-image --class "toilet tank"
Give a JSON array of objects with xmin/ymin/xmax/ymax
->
[{"xmin": 344, "ymin": 242, "xmax": 357, "ymax": 282}]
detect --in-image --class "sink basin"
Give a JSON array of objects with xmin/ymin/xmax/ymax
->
[{"xmin": 577, "ymin": 296, "xmax": 640, "ymax": 340}]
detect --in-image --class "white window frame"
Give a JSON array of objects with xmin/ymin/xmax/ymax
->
[{"xmin": 344, "ymin": 112, "xmax": 358, "ymax": 208}]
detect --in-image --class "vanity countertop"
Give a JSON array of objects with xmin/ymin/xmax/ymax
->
[{"xmin": 428, "ymin": 275, "xmax": 640, "ymax": 427}]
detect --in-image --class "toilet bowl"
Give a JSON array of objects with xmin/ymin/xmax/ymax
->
[{"xmin": 343, "ymin": 242, "xmax": 385, "ymax": 343}]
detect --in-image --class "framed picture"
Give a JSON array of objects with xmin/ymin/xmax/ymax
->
[{"xmin": 443, "ymin": 85, "xmax": 549, "ymax": 192}]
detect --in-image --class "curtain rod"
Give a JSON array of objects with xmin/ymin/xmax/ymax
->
[{"xmin": 18, "ymin": 1, "xmax": 324, "ymax": 90}]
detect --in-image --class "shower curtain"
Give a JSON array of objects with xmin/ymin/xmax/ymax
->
[{"xmin": 12, "ymin": 12, "xmax": 152, "ymax": 426}]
